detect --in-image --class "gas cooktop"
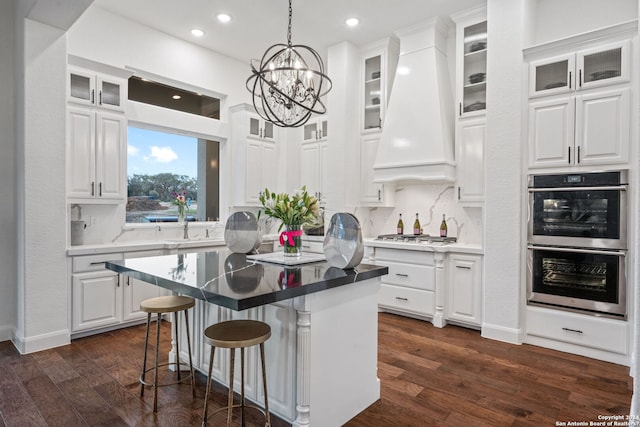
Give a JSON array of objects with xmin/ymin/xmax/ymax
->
[{"xmin": 375, "ymin": 234, "xmax": 457, "ymax": 244}]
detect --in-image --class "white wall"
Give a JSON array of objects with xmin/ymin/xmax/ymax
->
[
  {"xmin": 531, "ymin": 0, "xmax": 638, "ymax": 46},
  {"xmin": 482, "ymin": 0, "xmax": 528, "ymax": 344},
  {"xmin": 0, "ymin": 0, "xmax": 16, "ymax": 342},
  {"xmin": 13, "ymin": 17, "xmax": 69, "ymax": 353}
]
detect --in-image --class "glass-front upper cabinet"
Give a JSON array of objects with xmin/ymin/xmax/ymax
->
[
  {"xmin": 303, "ymin": 116, "xmax": 328, "ymax": 142},
  {"xmin": 68, "ymin": 68, "xmax": 126, "ymax": 111},
  {"xmin": 363, "ymin": 55, "xmax": 382, "ymax": 130},
  {"xmin": 529, "ymin": 40, "xmax": 630, "ymax": 97},
  {"xmin": 248, "ymin": 115, "xmax": 275, "ymax": 141},
  {"xmin": 460, "ymin": 20, "xmax": 487, "ymax": 116}
]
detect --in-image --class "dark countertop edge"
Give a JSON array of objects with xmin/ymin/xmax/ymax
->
[{"xmin": 106, "ymin": 261, "xmax": 388, "ymax": 311}]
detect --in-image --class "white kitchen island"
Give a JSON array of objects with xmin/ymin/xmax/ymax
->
[{"xmin": 106, "ymin": 249, "xmax": 387, "ymax": 426}]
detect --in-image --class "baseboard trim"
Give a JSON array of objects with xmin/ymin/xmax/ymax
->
[
  {"xmin": 481, "ymin": 322, "xmax": 523, "ymax": 344},
  {"xmin": 12, "ymin": 328, "xmax": 71, "ymax": 354}
]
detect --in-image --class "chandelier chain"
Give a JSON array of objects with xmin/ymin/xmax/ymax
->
[{"xmin": 287, "ymin": 0, "xmax": 292, "ymax": 46}]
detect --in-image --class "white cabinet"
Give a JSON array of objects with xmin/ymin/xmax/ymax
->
[
  {"xmin": 525, "ymin": 26, "xmax": 633, "ymax": 170},
  {"xmin": 360, "ymin": 38, "xmax": 399, "ymax": 133},
  {"xmin": 68, "ymin": 67, "xmax": 127, "ymax": 112},
  {"xmin": 528, "ymin": 87, "xmax": 630, "ymax": 168},
  {"xmin": 359, "ymin": 134, "xmax": 395, "ymax": 206},
  {"xmin": 67, "ymin": 107, "xmax": 127, "ymax": 202},
  {"xmin": 71, "ymin": 251, "xmax": 165, "ymax": 334},
  {"xmin": 302, "ymin": 116, "xmax": 328, "ymax": 142},
  {"xmin": 72, "ymin": 270, "xmax": 122, "ymax": 331},
  {"xmin": 528, "ymin": 41, "xmax": 630, "ymax": 98},
  {"xmin": 446, "ymin": 254, "xmax": 482, "ymax": 327},
  {"xmin": 230, "ymin": 104, "xmax": 280, "ymax": 206},
  {"xmin": 122, "ymin": 276, "xmax": 163, "ymax": 322},
  {"xmin": 455, "ymin": 117, "xmax": 485, "ymax": 205},
  {"xmin": 452, "ymin": 9, "xmax": 487, "ymax": 117},
  {"xmin": 374, "ymin": 248, "xmax": 436, "ymax": 319},
  {"xmin": 452, "ymin": 8, "xmax": 486, "ymax": 206},
  {"xmin": 300, "ymin": 140, "xmax": 327, "ymax": 204}
]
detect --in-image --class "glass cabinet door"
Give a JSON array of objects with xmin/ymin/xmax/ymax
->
[
  {"xmin": 363, "ymin": 55, "xmax": 382, "ymax": 130},
  {"xmin": 530, "ymin": 54, "xmax": 574, "ymax": 96},
  {"xmin": 320, "ymin": 119, "xmax": 328, "ymax": 139},
  {"xmin": 461, "ymin": 21, "xmax": 487, "ymax": 115},
  {"xmin": 578, "ymin": 41, "xmax": 628, "ymax": 89},
  {"xmin": 303, "ymin": 122, "xmax": 318, "ymax": 141},
  {"xmin": 69, "ymin": 70, "xmax": 96, "ymax": 105},
  {"xmin": 98, "ymin": 78, "xmax": 122, "ymax": 109},
  {"xmin": 249, "ymin": 116, "xmax": 261, "ymax": 137},
  {"xmin": 263, "ymin": 121, "xmax": 274, "ymax": 140}
]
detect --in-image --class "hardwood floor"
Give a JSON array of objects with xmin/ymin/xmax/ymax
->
[{"xmin": 0, "ymin": 313, "xmax": 632, "ymax": 426}]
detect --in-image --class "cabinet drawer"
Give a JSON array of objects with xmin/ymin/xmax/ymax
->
[
  {"xmin": 526, "ymin": 307, "xmax": 628, "ymax": 354},
  {"xmin": 379, "ymin": 261, "xmax": 434, "ymax": 291},
  {"xmin": 379, "ymin": 284, "xmax": 434, "ymax": 316},
  {"xmin": 73, "ymin": 253, "xmax": 123, "ymax": 273},
  {"xmin": 375, "ymin": 248, "xmax": 435, "ymax": 264}
]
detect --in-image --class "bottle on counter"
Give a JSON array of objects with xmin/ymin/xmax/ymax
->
[
  {"xmin": 413, "ymin": 213, "xmax": 421, "ymax": 235},
  {"xmin": 440, "ymin": 214, "xmax": 448, "ymax": 238},
  {"xmin": 396, "ymin": 214, "xmax": 404, "ymax": 235}
]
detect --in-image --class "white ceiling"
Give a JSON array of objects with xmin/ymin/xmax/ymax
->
[{"xmin": 92, "ymin": 0, "xmax": 486, "ymax": 64}]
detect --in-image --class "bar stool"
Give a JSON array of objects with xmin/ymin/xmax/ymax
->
[
  {"xmin": 140, "ymin": 295, "xmax": 196, "ymax": 413},
  {"xmin": 202, "ymin": 320, "xmax": 271, "ymax": 426}
]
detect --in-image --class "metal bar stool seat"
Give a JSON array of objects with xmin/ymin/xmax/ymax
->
[
  {"xmin": 202, "ymin": 320, "xmax": 272, "ymax": 426},
  {"xmin": 140, "ymin": 295, "xmax": 196, "ymax": 412}
]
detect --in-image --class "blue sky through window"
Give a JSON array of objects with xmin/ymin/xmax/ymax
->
[{"xmin": 127, "ymin": 127, "xmax": 197, "ymax": 178}]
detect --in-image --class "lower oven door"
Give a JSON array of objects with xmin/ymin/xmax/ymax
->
[{"xmin": 527, "ymin": 245, "xmax": 626, "ymax": 318}]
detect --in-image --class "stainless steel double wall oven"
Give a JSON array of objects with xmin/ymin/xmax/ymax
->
[{"xmin": 527, "ymin": 171, "xmax": 628, "ymax": 318}]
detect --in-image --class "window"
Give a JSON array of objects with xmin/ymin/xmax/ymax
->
[{"xmin": 126, "ymin": 126, "xmax": 219, "ymax": 223}]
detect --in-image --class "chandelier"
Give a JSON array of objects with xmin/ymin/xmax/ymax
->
[{"xmin": 246, "ymin": 0, "xmax": 332, "ymax": 128}]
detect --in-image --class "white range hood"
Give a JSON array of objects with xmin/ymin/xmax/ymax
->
[{"xmin": 374, "ymin": 18, "xmax": 455, "ymax": 184}]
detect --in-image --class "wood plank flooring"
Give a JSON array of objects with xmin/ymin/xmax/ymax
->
[{"xmin": 0, "ymin": 313, "xmax": 632, "ymax": 426}]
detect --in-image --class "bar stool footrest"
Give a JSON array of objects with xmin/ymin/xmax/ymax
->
[
  {"xmin": 140, "ymin": 361, "xmax": 194, "ymax": 389},
  {"xmin": 204, "ymin": 403, "xmax": 270, "ymax": 426}
]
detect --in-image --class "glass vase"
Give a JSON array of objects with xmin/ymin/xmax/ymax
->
[
  {"xmin": 178, "ymin": 206, "xmax": 186, "ymax": 223},
  {"xmin": 282, "ymin": 224, "xmax": 303, "ymax": 257}
]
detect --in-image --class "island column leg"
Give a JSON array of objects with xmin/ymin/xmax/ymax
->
[{"xmin": 294, "ymin": 308, "xmax": 311, "ymax": 427}]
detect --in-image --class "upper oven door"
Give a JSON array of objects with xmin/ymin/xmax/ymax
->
[{"xmin": 528, "ymin": 184, "xmax": 627, "ymax": 249}]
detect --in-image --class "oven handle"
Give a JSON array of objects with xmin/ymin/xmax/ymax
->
[
  {"xmin": 528, "ymin": 185, "xmax": 627, "ymax": 192},
  {"xmin": 527, "ymin": 245, "xmax": 626, "ymax": 257}
]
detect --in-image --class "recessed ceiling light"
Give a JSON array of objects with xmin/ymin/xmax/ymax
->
[
  {"xmin": 345, "ymin": 17, "xmax": 359, "ymax": 27},
  {"xmin": 191, "ymin": 28, "xmax": 204, "ymax": 37},
  {"xmin": 172, "ymin": 95, "xmax": 181, "ymax": 100},
  {"xmin": 216, "ymin": 13, "xmax": 231, "ymax": 23}
]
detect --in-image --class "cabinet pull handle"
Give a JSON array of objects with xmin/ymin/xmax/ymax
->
[
  {"xmin": 91, "ymin": 181, "xmax": 95, "ymax": 196},
  {"xmin": 89, "ymin": 261, "xmax": 104, "ymax": 266},
  {"xmin": 578, "ymin": 69, "xmax": 582, "ymax": 88},
  {"xmin": 378, "ymin": 189, "xmax": 381, "ymax": 201},
  {"xmin": 116, "ymin": 276, "xmax": 120, "ymax": 287},
  {"xmin": 569, "ymin": 71, "xmax": 572, "ymax": 89},
  {"xmin": 99, "ymin": 182, "xmax": 102, "ymax": 197},
  {"xmin": 568, "ymin": 147, "xmax": 571, "ymax": 164},
  {"xmin": 459, "ymin": 102, "xmax": 462, "ymax": 116},
  {"xmin": 456, "ymin": 265, "xmax": 471, "ymax": 269},
  {"xmin": 378, "ymin": 117, "xmax": 382, "ymax": 128},
  {"xmin": 395, "ymin": 273, "xmax": 409, "ymax": 277},
  {"xmin": 577, "ymin": 146, "xmax": 581, "ymax": 164},
  {"xmin": 127, "ymin": 277, "xmax": 131, "ymax": 286},
  {"xmin": 319, "ymin": 130, "xmax": 323, "ymax": 139},
  {"xmin": 99, "ymin": 90, "xmax": 102, "ymax": 105},
  {"xmin": 395, "ymin": 296, "xmax": 408, "ymax": 301},
  {"xmin": 458, "ymin": 186, "xmax": 461, "ymax": 200},
  {"xmin": 562, "ymin": 327, "xmax": 583, "ymax": 334},
  {"xmin": 91, "ymin": 89, "xmax": 95, "ymax": 104}
]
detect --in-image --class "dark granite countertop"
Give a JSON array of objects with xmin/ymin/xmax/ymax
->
[{"xmin": 106, "ymin": 247, "xmax": 388, "ymax": 311}]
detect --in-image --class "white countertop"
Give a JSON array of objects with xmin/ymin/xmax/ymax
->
[{"xmin": 67, "ymin": 238, "xmax": 228, "ymax": 256}]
